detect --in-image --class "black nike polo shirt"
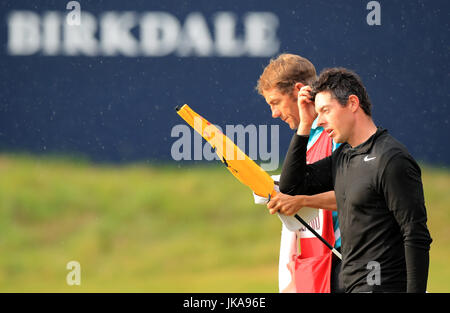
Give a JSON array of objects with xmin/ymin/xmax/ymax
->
[{"xmin": 280, "ymin": 127, "xmax": 432, "ymax": 292}]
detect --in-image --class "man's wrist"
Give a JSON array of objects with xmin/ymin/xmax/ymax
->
[
  {"xmin": 296, "ymin": 195, "xmax": 306, "ymax": 208},
  {"xmin": 297, "ymin": 123, "xmax": 312, "ymax": 136},
  {"xmin": 302, "ymin": 195, "xmax": 310, "ymax": 208}
]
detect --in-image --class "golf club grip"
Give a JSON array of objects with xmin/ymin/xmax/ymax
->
[{"xmin": 294, "ymin": 213, "xmax": 342, "ymax": 260}]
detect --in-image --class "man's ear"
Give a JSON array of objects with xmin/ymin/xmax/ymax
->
[
  {"xmin": 294, "ymin": 82, "xmax": 304, "ymax": 93},
  {"xmin": 348, "ymin": 95, "xmax": 360, "ymax": 113}
]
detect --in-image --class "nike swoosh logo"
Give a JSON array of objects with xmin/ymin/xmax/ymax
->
[{"xmin": 364, "ymin": 156, "xmax": 376, "ymax": 162}]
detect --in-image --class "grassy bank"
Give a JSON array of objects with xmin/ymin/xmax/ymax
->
[{"xmin": 0, "ymin": 154, "xmax": 448, "ymax": 292}]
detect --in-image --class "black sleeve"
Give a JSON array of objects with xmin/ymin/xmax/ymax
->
[
  {"xmin": 380, "ymin": 153, "xmax": 433, "ymax": 293},
  {"xmin": 279, "ymin": 133, "xmax": 334, "ymax": 196}
]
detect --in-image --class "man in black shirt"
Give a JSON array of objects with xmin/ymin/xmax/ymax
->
[{"xmin": 267, "ymin": 68, "xmax": 432, "ymax": 292}]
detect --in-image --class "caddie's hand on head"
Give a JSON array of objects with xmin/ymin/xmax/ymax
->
[{"xmin": 297, "ymin": 85, "xmax": 317, "ymax": 135}]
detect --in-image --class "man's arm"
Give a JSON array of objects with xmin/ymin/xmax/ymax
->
[
  {"xmin": 279, "ymin": 133, "xmax": 336, "ymax": 196},
  {"xmin": 274, "ymin": 86, "xmax": 335, "ymax": 213},
  {"xmin": 267, "ymin": 190, "xmax": 337, "ymax": 216},
  {"xmin": 303, "ymin": 190, "xmax": 337, "ymax": 210},
  {"xmin": 381, "ymin": 153, "xmax": 433, "ymax": 293},
  {"xmin": 271, "ymin": 131, "xmax": 336, "ymax": 214}
]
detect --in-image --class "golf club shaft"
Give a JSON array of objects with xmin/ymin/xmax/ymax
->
[{"xmin": 294, "ymin": 213, "xmax": 342, "ymax": 260}]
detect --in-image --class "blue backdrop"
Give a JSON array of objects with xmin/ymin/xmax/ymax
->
[{"xmin": 0, "ymin": 0, "xmax": 449, "ymax": 167}]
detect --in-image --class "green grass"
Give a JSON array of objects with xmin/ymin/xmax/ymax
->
[
  {"xmin": 421, "ymin": 165, "xmax": 450, "ymax": 292},
  {"xmin": 0, "ymin": 154, "xmax": 448, "ymax": 292}
]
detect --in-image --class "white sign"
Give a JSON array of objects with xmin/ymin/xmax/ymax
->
[{"xmin": 7, "ymin": 11, "xmax": 280, "ymax": 57}]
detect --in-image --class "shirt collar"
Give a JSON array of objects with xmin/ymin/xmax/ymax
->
[{"xmin": 347, "ymin": 127, "xmax": 387, "ymax": 155}]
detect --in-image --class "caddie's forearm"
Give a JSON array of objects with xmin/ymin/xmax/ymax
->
[{"xmin": 303, "ymin": 191, "xmax": 337, "ymax": 211}]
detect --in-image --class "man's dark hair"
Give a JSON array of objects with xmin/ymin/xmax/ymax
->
[{"xmin": 311, "ymin": 68, "xmax": 372, "ymax": 116}]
